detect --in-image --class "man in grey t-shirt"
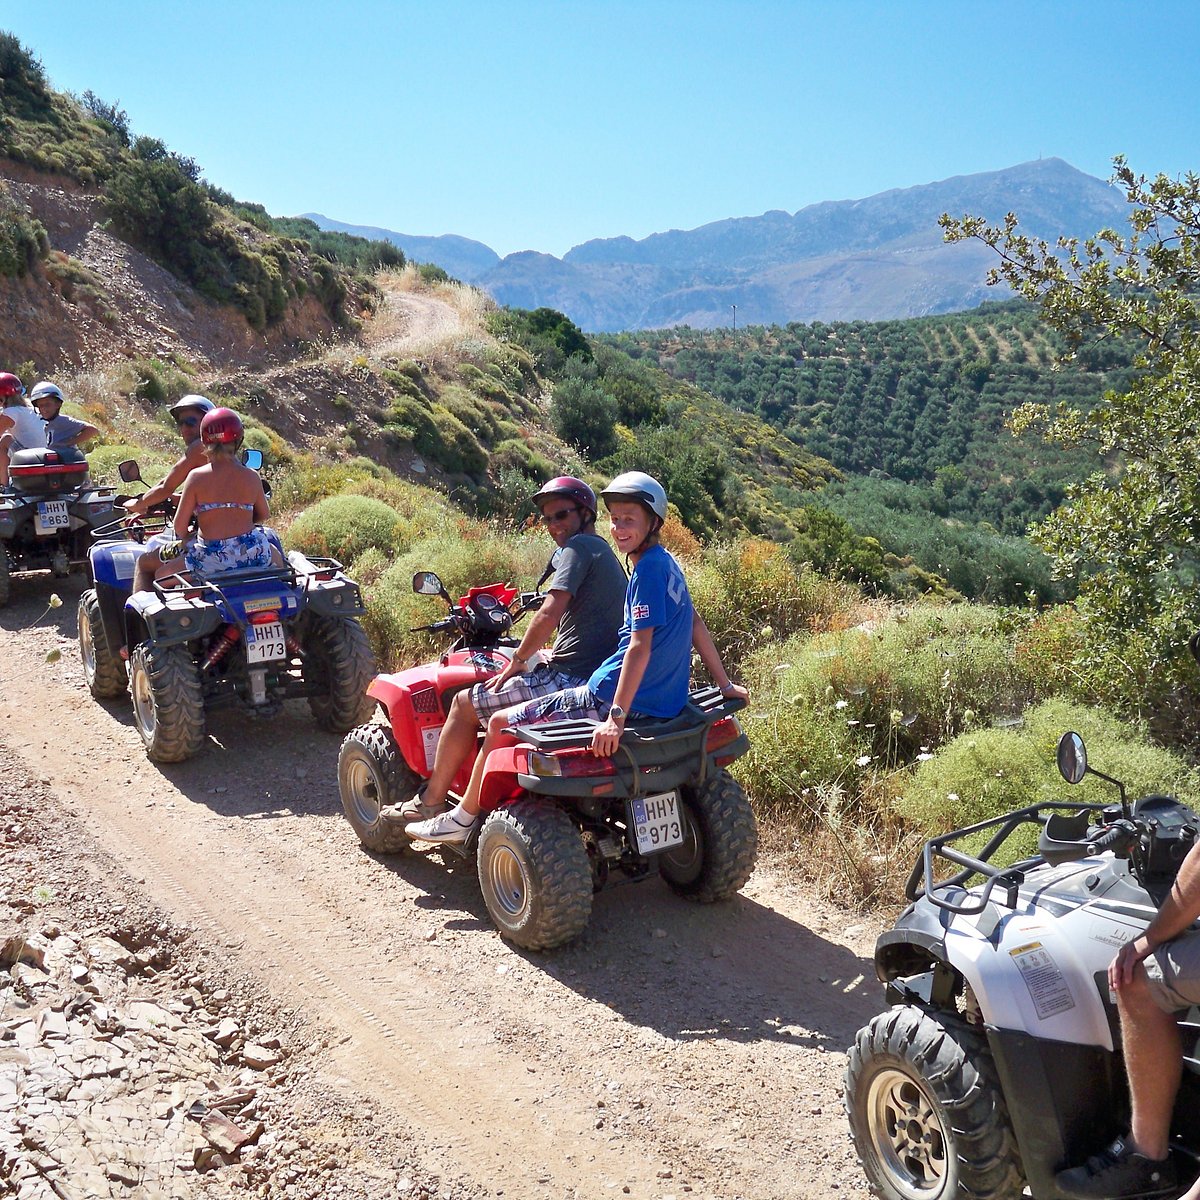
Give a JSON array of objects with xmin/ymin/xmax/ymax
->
[{"xmin": 391, "ymin": 475, "xmax": 626, "ymax": 824}]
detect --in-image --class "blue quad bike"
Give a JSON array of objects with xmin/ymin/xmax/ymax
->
[{"xmin": 78, "ymin": 455, "xmax": 376, "ymax": 762}]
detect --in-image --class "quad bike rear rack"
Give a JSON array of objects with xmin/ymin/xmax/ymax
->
[
  {"xmin": 509, "ymin": 686, "xmax": 749, "ymax": 801},
  {"xmin": 908, "ymin": 800, "xmax": 1107, "ymax": 915}
]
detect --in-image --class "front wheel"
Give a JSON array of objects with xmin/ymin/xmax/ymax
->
[
  {"xmin": 78, "ymin": 588, "xmax": 127, "ymax": 699},
  {"xmin": 337, "ymin": 721, "xmax": 419, "ymax": 854},
  {"xmin": 845, "ymin": 1005, "xmax": 1024, "ymax": 1200},
  {"xmin": 658, "ymin": 772, "xmax": 758, "ymax": 902},
  {"xmin": 477, "ymin": 801, "xmax": 592, "ymax": 951},
  {"xmin": 129, "ymin": 642, "xmax": 206, "ymax": 762},
  {"xmin": 302, "ymin": 615, "xmax": 376, "ymax": 733}
]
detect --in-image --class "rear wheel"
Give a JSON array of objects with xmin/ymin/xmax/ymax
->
[
  {"xmin": 0, "ymin": 552, "xmax": 10, "ymax": 607},
  {"xmin": 129, "ymin": 642, "xmax": 206, "ymax": 762},
  {"xmin": 337, "ymin": 721, "xmax": 419, "ymax": 854},
  {"xmin": 302, "ymin": 614, "xmax": 376, "ymax": 733},
  {"xmin": 477, "ymin": 801, "xmax": 591, "ymax": 951},
  {"xmin": 78, "ymin": 588, "xmax": 126, "ymax": 699},
  {"xmin": 845, "ymin": 1005, "xmax": 1024, "ymax": 1200},
  {"xmin": 659, "ymin": 772, "xmax": 757, "ymax": 902}
]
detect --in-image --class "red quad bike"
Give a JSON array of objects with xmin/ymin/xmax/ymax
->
[{"xmin": 338, "ymin": 570, "xmax": 759, "ymax": 951}]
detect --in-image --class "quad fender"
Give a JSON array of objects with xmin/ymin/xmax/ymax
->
[
  {"xmin": 368, "ymin": 658, "xmax": 507, "ymax": 778},
  {"xmin": 125, "ymin": 588, "xmax": 222, "ymax": 649},
  {"xmin": 477, "ymin": 740, "xmax": 525, "ymax": 812},
  {"xmin": 303, "ymin": 575, "xmax": 366, "ymax": 619},
  {"xmin": 89, "ymin": 539, "xmax": 143, "ymax": 590},
  {"xmin": 883, "ymin": 885, "xmax": 1125, "ymax": 1051}
]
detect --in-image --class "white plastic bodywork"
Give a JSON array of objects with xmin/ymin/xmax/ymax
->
[{"xmin": 934, "ymin": 859, "xmax": 1156, "ymax": 1051}]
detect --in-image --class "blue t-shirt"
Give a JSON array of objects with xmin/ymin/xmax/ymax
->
[{"xmin": 587, "ymin": 543, "xmax": 693, "ymax": 718}]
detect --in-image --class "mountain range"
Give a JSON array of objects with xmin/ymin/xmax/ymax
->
[{"xmin": 306, "ymin": 158, "xmax": 1127, "ymax": 332}]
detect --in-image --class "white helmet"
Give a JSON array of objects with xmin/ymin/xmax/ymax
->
[
  {"xmin": 168, "ymin": 394, "xmax": 216, "ymax": 418},
  {"xmin": 30, "ymin": 381, "xmax": 64, "ymax": 404},
  {"xmin": 600, "ymin": 471, "xmax": 668, "ymax": 521}
]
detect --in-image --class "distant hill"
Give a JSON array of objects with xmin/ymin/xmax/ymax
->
[
  {"xmin": 316, "ymin": 159, "xmax": 1127, "ymax": 332},
  {"xmin": 302, "ymin": 214, "xmax": 499, "ymax": 283}
]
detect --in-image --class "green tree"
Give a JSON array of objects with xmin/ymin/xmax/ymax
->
[
  {"xmin": 550, "ymin": 377, "xmax": 618, "ymax": 458},
  {"xmin": 941, "ymin": 158, "xmax": 1200, "ymax": 705}
]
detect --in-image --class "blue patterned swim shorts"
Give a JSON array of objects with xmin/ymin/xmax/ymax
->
[{"xmin": 184, "ymin": 527, "xmax": 274, "ymax": 577}]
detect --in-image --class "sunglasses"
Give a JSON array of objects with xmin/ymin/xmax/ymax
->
[
  {"xmin": 175, "ymin": 416, "xmax": 201, "ymax": 428},
  {"xmin": 540, "ymin": 505, "xmax": 579, "ymax": 525}
]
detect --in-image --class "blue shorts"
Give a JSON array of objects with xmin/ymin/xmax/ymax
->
[
  {"xmin": 470, "ymin": 664, "xmax": 584, "ymax": 720},
  {"xmin": 184, "ymin": 528, "xmax": 274, "ymax": 577}
]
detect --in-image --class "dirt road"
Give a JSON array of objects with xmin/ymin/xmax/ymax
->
[{"xmin": 0, "ymin": 572, "xmax": 884, "ymax": 1200}]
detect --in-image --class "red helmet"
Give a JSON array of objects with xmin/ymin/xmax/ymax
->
[
  {"xmin": 200, "ymin": 407, "xmax": 244, "ymax": 446},
  {"xmin": 531, "ymin": 476, "xmax": 596, "ymax": 520},
  {"xmin": 0, "ymin": 373, "xmax": 25, "ymax": 399}
]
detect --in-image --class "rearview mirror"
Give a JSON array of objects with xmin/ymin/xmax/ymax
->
[
  {"xmin": 118, "ymin": 459, "xmax": 142, "ymax": 484},
  {"xmin": 1057, "ymin": 731, "xmax": 1088, "ymax": 786},
  {"xmin": 413, "ymin": 571, "xmax": 446, "ymax": 597},
  {"xmin": 241, "ymin": 448, "xmax": 264, "ymax": 471}
]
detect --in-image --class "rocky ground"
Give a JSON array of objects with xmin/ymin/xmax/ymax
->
[{"xmin": 0, "ymin": 574, "xmax": 888, "ymax": 1200}]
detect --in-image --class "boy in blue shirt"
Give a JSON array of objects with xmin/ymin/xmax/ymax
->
[{"xmin": 406, "ymin": 471, "xmax": 746, "ymax": 844}]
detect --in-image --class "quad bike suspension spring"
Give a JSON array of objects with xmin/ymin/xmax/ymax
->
[{"xmin": 202, "ymin": 625, "xmax": 241, "ymax": 669}]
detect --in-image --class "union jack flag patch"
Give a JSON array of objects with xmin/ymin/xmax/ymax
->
[{"xmin": 632, "ymin": 602, "xmax": 651, "ymax": 621}]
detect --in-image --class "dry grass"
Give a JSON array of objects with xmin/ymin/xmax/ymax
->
[
  {"xmin": 350, "ymin": 266, "xmax": 498, "ymax": 370},
  {"xmin": 756, "ymin": 791, "xmax": 920, "ymax": 915}
]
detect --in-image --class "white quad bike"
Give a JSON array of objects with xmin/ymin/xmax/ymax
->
[{"xmin": 845, "ymin": 731, "xmax": 1200, "ymax": 1200}]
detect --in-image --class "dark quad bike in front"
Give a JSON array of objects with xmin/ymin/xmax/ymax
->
[
  {"xmin": 0, "ymin": 446, "xmax": 116, "ymax": 606},
  {"xmin": 338, "ymin": 571, "xmax": 759, "ymax": 950},
  {"xmin": 844, "ymin": 730, "xmax": 1200, "ymax": 1200},
  {"xmin": 78, "ymin": 483, "xmax": 376, "ymax": 762}
]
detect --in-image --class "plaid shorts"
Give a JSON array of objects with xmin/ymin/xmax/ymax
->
[
  {"xmin": 505, "ymin": 684, "xmax": 609, "ymax": 728},
  {"xmin": 470, "ymin": 664, "xmax": 583, "ymax": 720},
  {"xmin": 1144, "ymin": 929, "xmax": 1200, "ymax": 1011}
]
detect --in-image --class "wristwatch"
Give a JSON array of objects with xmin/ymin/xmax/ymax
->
[{"xmin": 609, "ymin": 705, "xmax": 626, "ymax": 721}]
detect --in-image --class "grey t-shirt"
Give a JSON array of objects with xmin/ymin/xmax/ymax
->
[
  {"xmin": 44, "ymin": 412, "xmax": 87, "ymax": 445},
  {"xmin": 545, "ymin": 530, "xmax": 627, "ymax": 679}
]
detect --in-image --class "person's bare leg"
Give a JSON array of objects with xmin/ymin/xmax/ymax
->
[
  {"xmin": 422, "ymin": 690, "xmax": 482, "ymax": 806},
  {"xmin": 1121, "ymin": 967, "xmax": 1182, "ymax": 1161},
  {"xmin": 133, "ymin": 549, "xmax": 162, "ymax": 593}
]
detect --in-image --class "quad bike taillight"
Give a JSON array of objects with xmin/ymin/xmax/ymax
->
[
  {"xmin": 525, "ymin": 746, "xmax": 617, "ymax": 779},
  {"xmin": 706, "ymin": 716, "xmax": 742, "ymax": 765}
]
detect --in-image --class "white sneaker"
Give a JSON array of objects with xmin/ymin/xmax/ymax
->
[{"xmin": 405, "ymin": 810, "xmax": 475, "ymax": 843}]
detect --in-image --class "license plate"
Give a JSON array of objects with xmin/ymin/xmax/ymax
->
[
  {"xmin": 35, "ymin": 500, "xmax": 69, "ymax": 534},
  {"xmin": 629, "ymin": 791, "xmax": 685, "ymax": 854},
  {"xmin": 245, "ymin": 621, "xmax": 286, "ymax": 663}
]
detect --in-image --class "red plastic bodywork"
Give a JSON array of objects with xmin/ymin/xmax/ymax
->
[{"xmin": 366, "ymin": 580, "xmax": 520, "ymax": 796}]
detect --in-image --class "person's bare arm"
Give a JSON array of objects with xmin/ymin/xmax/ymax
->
[
  {"xmin": 590, "ymin": 627, "xmax": 654, "ymax": 757},
  {"xmin": 691, "ymin": 610, "xmax": 747, "ymax": 700},
  {"xmin": 485, "ymin": 589, "xmax": 571, "ymax": 691}
]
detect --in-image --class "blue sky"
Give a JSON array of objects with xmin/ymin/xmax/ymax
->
[{"xmin": 6, "ymin": 0, "xmax": 1198, "ymax": 257}]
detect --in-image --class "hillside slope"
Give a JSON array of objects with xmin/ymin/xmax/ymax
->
[{"xmin": 0, "ymin": 161, "xmax": 351, "ymax": 372}]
